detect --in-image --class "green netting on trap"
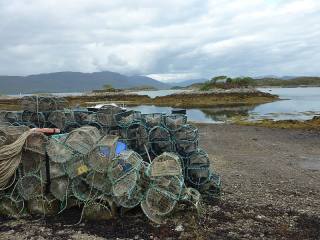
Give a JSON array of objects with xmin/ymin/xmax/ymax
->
[
  {"xmin": 85, "ymin": 171, "xmax": 111, "ymax": 194},
  {"xmin": 46, "ymin": 134, "xmax": 74, "ymax": 163},
  {"xmin": 47, "ymin": 110, "xmax": 75, "ymax": 130},
  {"xmin": 29, "ymin": 112, "xmax": 46, "ymax": 128},
  {"xmin": 64, "ymin": 126, "xmax": 101, "ymax": 155},
  {"xmin": 27, "ymin": 195, "xmax": 59, "ymax": 216},
  {"xmin": 108, "ymin": 150, "xmax": 143, "ymax": 198},
  {"xmin": 83, "ymin": 201, "xmax": 112, "ymax": 220},
  {"xmin": 148, "ymin": 152, "xmax": 183, "ymax": 178},
  {"xmin": 0, "ymin": 111, "xmax": 20, "ymax": 124},
  {"xmin": 0, "ymin": 194, "xmax": 25, "ymax": 217},
  {"xmin": 148, "ymin": 126, "xmax": 175, "ymax": 156},
  {"xmin": 21, "ymin": 150, "xmax": 45, "ymax": 175},
  {"xmin": 173, "ymin": 124, "xmax": 198, "ymax": 142},
  {"xmin": 114, "ymin": 184, "xmax": 144, "ymax": 208},
  {"xmin": 143, "ymin": 175, "xmax": 183, "ymax": 218},
  {"xmin": 96, "ymin": 105, "xmax": 124, "ymax": 127},
  {"xmin": 48, "ymin": 161, "xmax": 65, "ymax": 179},
  {"xmin": 186, "ymin": 149, "xmax": 211, "ymax": 188},
  {"xmin": 163, "ymin": 114, "xmax": 187, "ymax": 131},
  {"xmin": 114, "ymin": 110, "xmax": 142, "ymax": 128},
  {"xmin": 86, "ymin": 135, "xmax": 118, "ymax": 173},
  {"xmin": 0, "ymin": 125, "xmax": 29, "ymax": 147},
  {"xmin": 23, "ymin": 131, "xmax": 47, "ymax": 155},
  {"xmin": 50, "ymin": 176, "xmax": 70, "ymax": 201},
  {"xmin": 175, "ymin": 141, "xmax": 198, "ymax": 157},
  {"xmin": 124, "ymin": 122, "xmax": 149, "ymax": 156},
  {"xmin": 141, "ymin": 152, "xmax": 184, "ymax": 221},
  {"xmin": 71, "ymin": 178, "xmax": 99, "ymax": 202},
  {"xmin": 16, "ymin": 173, "xmax": 45, "ymax": 200},
  {"xmin": 64, "ymin": 155, "xmax": 90, "ymax": 179},
  {"xmin": 142, "ymin": 113, "xmax": 164, "ymax": 129},
  {"xmin": 20, "ymin": 96, "xmax": 67, "ymax": 112},
  {"xmin": 48, "ymin": 126, "xmax": 100, "ymax": 166}
]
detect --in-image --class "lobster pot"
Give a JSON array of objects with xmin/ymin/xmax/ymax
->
[
  {"xmin": 0, "ymin": 111, "xmax": 7, "ymax": 122},
  {"xmin": 142, "ymin": 113, "xmax": 163, "ymax": 129},
  {"xmin": 175, "ymin": 141, "xmax": 198, "ymax": 157},
  {"xmin": 47, "ymin": 110, "xmax": 74, "ymax": 130},
  {"xmin": 24, "ymin": 131, "xmax": 47, "ymax": 155},
  {"xmin": 83, "ymin": 201, "xmax": 112, "ymax": 221},
  {"xmin": 85, "ymin": 171, "xmax": 111, "ymax": 194},
  {"xmin": 20, "ymin": 96, "xmax": 67, "ymax": 112},
  {"xmin": 3, "ymin": 111, "xmax": 20, "ymax": 124},
  {"xmin": 27, "ymin": 196, "xmax": 59, "ymax": 216},
  {"xmin": 21, "ymin": 150, "xmax": 45, "ymax": 174},
  {"xmin": 96, "ymin": 105, "xmax": 123, "ymax": 127},
  {"xmin": 16, "ymin": 174, "xmax": 45, "ymax": 200},
  {"xmin": 50, "ymin": 176, "xmax": 70, "ymax": 201},
  {"xmin": 173, "ymin": 124, "xmax": 198, "ymax": 142},
  {"xmin": 186, "ymin": 149, "xmax": 211, "ymax": 188},
  {"xmin": 149, "ymin": 153, "xmax": 183, "ymax": 178},
  {"xmin": 141, "ymin": 200, "xmax": 165, "ymax": 224},
  {"xmin": 0, "ymin": 125, "xmax": 29, "ymax": 146},
  {"xmin": 180, "ymin": 187, "xmax": 201, "ymax": 209},
  {"xmin": 73, "ymin": 110, "xmax": 93, "ymax": 125},
  {"xmin": 0, "ymin": 195, "xmax": 24, "ymax": 217},
  {"xmin": 197, "ymin": 172, "xmax": 222, "ymax": 197},
  {"xmin": 87, "ymin": 135, "xmax": 118, "ymax": 173},
  {"xmin": 46, "ymin": 134, "xmax": 74, "ymax": 163},
  {"xmin": 48, "ymin": 161, "xmax": 65, "ymax": 179},
  {"xmin": 149, "ymin": 126, "xmax": 174, "ymax": 156},
  {"xmin": 114, "ymin": 110, "xmax": 142, "ymax": 128},
  {"xmin": 64, "ymin": 155, "xmax": 89, "ymax": 179},
  {"xmin": 143, "ymin": 176, "xmax": 183, "ymax": 217},
  {"xmin": 125, "ymin": 122, "xmax": 149, "ymax": 156},
  {"xmin": 108, "ymin": 150, "xmax": 143, "ymax": 197},
  {"xmin": 114, "ymin": 185, "xmax": 144, "ymax": 208},
  {"xmin": 163, "ymin": 114, "xmax": 187, "ymax": 132},
  {"xmin": 72, "ymin": 178, "xmax": 98, "ymax": 202},
  {"xmin": 21, "ymin": 110, "xmax": 33, "ymax": 123},
  {"xmin": 64, "ymin": 126, "xmax": 101, "ymax": 155},
  {"xmin": 29, "ymin": 112, "xmax": 46, "ymax": 128},
  {"xmin": 63, "ymin": 121, "xmax": 81, "ymax": 133}
]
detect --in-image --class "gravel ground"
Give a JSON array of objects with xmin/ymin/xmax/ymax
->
[{"xmin": 0, "ymin": 124, "xmax": 319, "ymax": 240}]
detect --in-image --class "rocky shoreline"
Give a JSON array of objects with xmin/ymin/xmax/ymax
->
[{"xmin": 0, "ymin": 88, "xmax": 279, "ymax": 110}]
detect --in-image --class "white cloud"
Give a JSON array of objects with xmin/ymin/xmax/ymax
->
[{"xmin": 0, "ymin": 0, "xmax": 319, "ymax": 81}]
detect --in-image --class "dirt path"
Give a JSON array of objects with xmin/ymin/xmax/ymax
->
[{"xmin": 0, "ymin": 124, "xmax": 319, "ymax": 240}]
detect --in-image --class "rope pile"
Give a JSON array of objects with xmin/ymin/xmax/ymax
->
[{"xmin": 0, "ymin": 96, "xmax": 221, "ymax": 224}]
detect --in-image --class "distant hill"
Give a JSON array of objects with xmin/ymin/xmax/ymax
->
[
  {"xmin": 170, "ymin": 79, "xmax": 207, "ymax": 87},
  {"xmin": 255, "ymin": 76, "xmax": 320, "ymax": 86},
  {"xmin": 0, "ymin": 71, "xmax": 169, "ymax": 94}
]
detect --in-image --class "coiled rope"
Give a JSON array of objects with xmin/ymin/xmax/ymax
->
[{"xmin": 0, "ymin": 130, "xmax": 35, "ymax": 189}]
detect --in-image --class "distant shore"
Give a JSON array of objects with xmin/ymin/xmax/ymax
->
[{"xmin": 0, "ymin": 88, "xmax": 279, "ymax": 110}]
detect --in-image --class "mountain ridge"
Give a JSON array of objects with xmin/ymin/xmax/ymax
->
[{"xmin": 0, "ymin": 71, "xmax": 169, "ymax": 94}]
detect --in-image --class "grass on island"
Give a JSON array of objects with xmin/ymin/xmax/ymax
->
[{"xmin": 233, "ymin": 117, "xmax": 320, "ymax": 130}]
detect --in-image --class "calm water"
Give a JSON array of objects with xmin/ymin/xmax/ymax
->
[{"xmin": 130, "ymin": 87, "xmax": 320, "ymax": 123}]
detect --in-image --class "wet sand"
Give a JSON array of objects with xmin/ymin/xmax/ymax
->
[{"xmin": 0, "ymin": 124, "xmax": 319, "ymax": 239}]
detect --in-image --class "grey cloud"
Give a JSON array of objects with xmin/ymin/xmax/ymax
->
[{"xmin": 0, "ymin": 0, "xmax": 320, "ymax": 81}]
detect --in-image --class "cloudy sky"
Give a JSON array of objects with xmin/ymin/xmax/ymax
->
[{"xmin": 0, "ymin": 0, "xmax": 319, "ymax": 82}]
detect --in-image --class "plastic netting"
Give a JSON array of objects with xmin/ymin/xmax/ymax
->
[
  {"xmin": 96, "ymin": 105, "xmax": 124, "ymax": 128},
  {"xmin": 86, "ymin": 135, "xmax": 118, "ymax": 173},
  {"xmin": 163, "ymin": 114, "xmax": 187, "ymax": 131},
  {"xmin": 108, "ymin": 150, "xmax": 143, "ymax": 198},
  {"xmin": 142, "ymin": 113, "xmax": 164, "ymax": 128},
  {"xmin": 124, "ymin": 122, "xmax": 149, "ymax": 156},
  {"xmin": 20, "ymin": 96, "xmax": 67, "ymax": 112},
  {"xmin": 114, "ymin": 110, "xmax": 142, "ymax": 128},
  {"xmin": 0, "ymin": 104, "xmax": 222, "ymax": 224},
  {"xmin": 186, "ymin": 149, "xmax": 211, "ymax": 188}
]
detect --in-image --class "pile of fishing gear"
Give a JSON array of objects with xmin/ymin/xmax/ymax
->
[{"xmin": 0, "ymin": 96, "xmax": 220, "ymax": 224}]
